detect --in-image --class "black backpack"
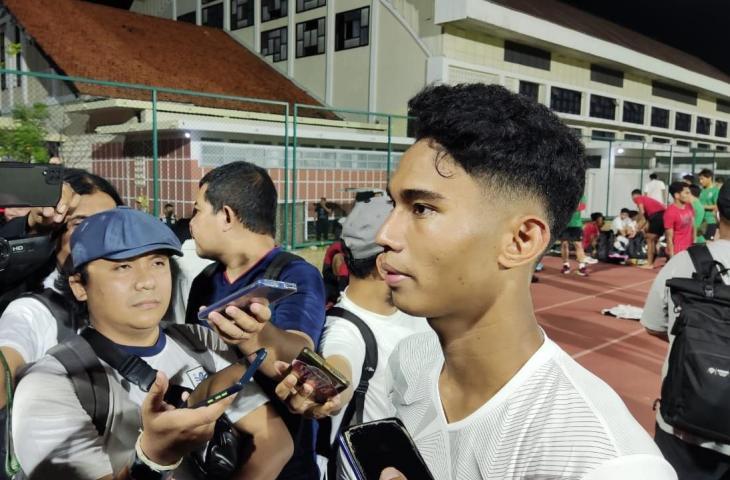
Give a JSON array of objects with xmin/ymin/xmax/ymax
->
[
  {"xmin": 316, "ymin": 307, "xmax": 377, "ymax": 479},
  {"xmin": 596, "ymin": 230, "xmax": 615, "ymax": 262},
  {"xmin": 660, "ymin": 244, "xmax": 730, "ymax": 443}
]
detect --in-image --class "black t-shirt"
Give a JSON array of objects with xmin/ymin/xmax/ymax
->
[{"xmin": 315, "ymin": 204, "xmax": 329, "ymax": 220}]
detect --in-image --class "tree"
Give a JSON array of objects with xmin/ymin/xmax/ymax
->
[{"xmin": 0, "ymin": 103, "xmax": 50, "ymax": 163}]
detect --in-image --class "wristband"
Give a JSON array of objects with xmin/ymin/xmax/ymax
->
[{"xmin": 129, "ymin": 432, "xmax": 182, "ymax": 480}]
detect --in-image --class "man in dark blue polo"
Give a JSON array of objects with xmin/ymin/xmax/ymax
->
[{"xmin": 186, "ymin": 161, "xmax": 326, "ymax": 480}]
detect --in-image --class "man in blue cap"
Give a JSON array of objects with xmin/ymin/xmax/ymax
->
[{"xmin": 11, "ymin": 207, "xmax": 292, "ymax": 480}]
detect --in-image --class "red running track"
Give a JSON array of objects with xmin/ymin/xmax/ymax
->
[{"xmin": 532, "ymin": 256, "xmax": 668, "ymax": 433}]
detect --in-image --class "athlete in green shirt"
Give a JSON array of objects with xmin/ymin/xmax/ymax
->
[
  {"xmin": 699, "ymin": 169, "xmax": 719, "ymax": 240},
  {"xmin": 689, "ymin": 184, "xmax": 705, "ymax": 244}
]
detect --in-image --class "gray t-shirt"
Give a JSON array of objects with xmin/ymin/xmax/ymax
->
[{"xmin": 640, "ymin": 239, "xmax": 730, "ymax": 455}]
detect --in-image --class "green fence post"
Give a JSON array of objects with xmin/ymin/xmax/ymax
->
[
  {"xmin": 386, "ymin": 115, "xmax": 392, "ymax": 182},
  {"xmin": 152, "ymin": 89, "xmax": 159, "ymax": 216},
  {"xmin": 283, "ymin": 104, "xmax": 289, "ymax": 249},
  {"xmin": 605, "ymin": 139, "xmax": 612, "ymax": 214},
  {"xmin": 291, "ymin": 104, "xmax": 299, "ymax": 249}
]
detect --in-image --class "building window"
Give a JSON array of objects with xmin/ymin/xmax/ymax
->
[
  {"xmin": 297, "ymin": 0, "xmax": 325, "ymax": 13},
  {"xmin": 651, "ymin": 107, "xmax": 669, "ymax": 128},
  {"xmin": 624, "ymin": 134, "xmax": 645, "ymax": 141},
  {"xmin": 231, "ymin": 0, "xmax": 254, "ymax": 29},
  {"xmin": 589, "ymin": 94, "xmax": 616, "ymax": 120},
  {"xmin": 716, "ymin": 120, "xmax": 728, "ymax": 138},
  {"xmin": 592, "ymin": 130, "xmax": 616, "ymax": 140},
  {"xmin": 590, "ymin": 64, "xmax": 623, "ymax": 87},
  {"xmin": 717, "ymin": 99, "xmax": 730, "ymax": 114},
  {"xmin": 296, "ymin": 17, "xmax": 325, "ymax": 58},
  {"xmin": 550, "ymin": 87, "xmax": 581, "ymax": 115},
  {"xmin": 504, "ymin": 41, "xmax": 550, "ymax": 70},
  {"xmin": 585, "ymin": 155, "xmax": 602, "ymax": 169},
  {"xmin": 717, "ymin": 145, "xmax": 728, "ymax": 152},
  {"xmin": 335, "ymin": 7, "xmax": 369, "ymax": 51},
  {"xmin": 177, "ymin": 11, "xmax": 196, "ymax": 23},
  {"xmin": 652, "ymin": 81, "xmax": 697, "ymax": 106},
  {"xmin": 262, "ymin": 0, "xmax": 287, "ymax": 22},
  {"xmin": 696, "ymin": 116, "xmax": 711, "ymax": 135},
  {"xmin": 676, "ymin": 140, "xmax": 691, "ymax": 147},
  {"xmin": 653, "ymin": 137, "xmax": 670, "ymax": 144},
  {"xmin": 261, "ymin": 27, "xmax": 288, "ymax": 62},
  {"xmin": 622, "ymin": 101, "xmax": 644, "ymax": 124},
  {"xmin": 518, "ymin": 81, "xmax": 539, "ymax": 102},
  {"xmin": 202, "ymin": 3, "xmax": 224, "ymax": 28},
  {"xmin": 675, "ymin": 112, "xmax": 691, "ymax": 132},
  {"xmin": 697, "ymin": 143, "xmax": 711, "ymax": 150}
]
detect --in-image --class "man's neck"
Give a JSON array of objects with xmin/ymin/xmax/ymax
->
[
  {"xmin": 220, "ymin": 235, "xmax": 277, "ymax": 281},
  {"xmin": 91, "ymin": 319, "xmax": 160, "ymax": 347},
  {"xmin": 706, "ymin": 183, "xmax": 714, "ymax": 189},
  {"xmin": 674, "ymin": 200, "xmax": 685, "ymax": 208},
  {"xmin": 345, "ymin": 276, "xmax": 396, "ymax": 316},
  {"xmin": 429, "ymin": 276, "xmax": 543, "ymax": 423}
]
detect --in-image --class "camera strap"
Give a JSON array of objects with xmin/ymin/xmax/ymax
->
[{"xmin": 80, "ymin": 328, "xmax": 158, "ymax": 392}]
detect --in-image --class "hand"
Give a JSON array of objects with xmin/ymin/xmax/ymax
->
[
  {"xmin": 205, "ymin": 302, "xmax": 272, "ymax": 348},
  {"xmin": 26, "ymin": 182, "xmax": 81, "ymax": 233},
  {"xmin": 139, "ymin": 371, "xmax": 237, "ymax": 466},
  {"xmin": 380, "ymin": 467, "xmax": 407, "ymax": 480},
  {"xmin": 273, "ymin": 361, "xmax": 342, "ymax": 419}
]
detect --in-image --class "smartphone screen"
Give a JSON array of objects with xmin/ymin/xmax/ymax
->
[
  {"xmin": 340, "ymin": 418, "xmax": 435, "ymax": 480},
  {"xmin": 0, "ymin": 162, "xmax": 63, "ymax": 207},
  {"xmin": 197, "ymin": 279, "xmax": 297, "ymax": 325},
  {"xmin": 290, "ymin": 347, "xmax": 349, "ymax": 403},
  {"xmin": 190, "ymin": 348, "xmax": 267, "ymax": 408}
]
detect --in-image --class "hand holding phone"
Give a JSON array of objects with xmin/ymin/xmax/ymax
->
[
  {"xmin": 289, "ymin": 347, "xmax": 350, "ymax": 404},
  {"xmin": 198, "ymin": 279, "xmax": 297, "ymax": 327},
  {"xmin": 189, "ymin": 348, "xmax": 267, "ymax": 408},
  {"xmin": 339, "ymin": 418, "xmax": 434, "ymax": 480}
]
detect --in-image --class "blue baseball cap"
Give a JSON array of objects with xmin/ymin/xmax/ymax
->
[{"xmin": 71, "ymin": 206, "xmax": 183, "ymax": 269}]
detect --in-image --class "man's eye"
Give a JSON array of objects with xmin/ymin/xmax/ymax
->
[
  {"xmin": 412, "ymin": 204, "xmax": 433, "ymax": 216},
  {"xmin": 114, "ymin": 264, "xmax": 131, "ymax": 271}
]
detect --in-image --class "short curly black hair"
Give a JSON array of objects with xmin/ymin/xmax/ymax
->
[{"xmin": 407, "ymin": 83, "xmax": 586, "ymax": 238}]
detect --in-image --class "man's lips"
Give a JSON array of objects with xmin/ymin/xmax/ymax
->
[
  {"xmin": 380, "ymin": 261, "xmax": 410, "ymax": 286},
  {"xmin": 132, "ymin": 300, "xmax": 161, "ymax": 310}
]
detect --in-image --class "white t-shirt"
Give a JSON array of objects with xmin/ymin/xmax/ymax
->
[
  {"xmin": 0, "ymin": 269, "xmax": 64, "ymax": 363},
  {"xmin": 641, "ymin": 239, "xmax": 730, "ymax": 455},
  {"xmin": 611, "ymin": 216, "xmax": 636, "ymax": 236},
  {"xmin": 644, "ymin": 179, "xmax": 667, "ymax": 204},
  {"xmin": 387, "ymin": 332, "xmax": 676, "ymax": 479},
  {"xmin": 319, "ymin": 291, "xmax": 431, "ymax": 478},
  {"xmin": 13, "ymin": 329, "xmax": 269, "ymax": 480}
]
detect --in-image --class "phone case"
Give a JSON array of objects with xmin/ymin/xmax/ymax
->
[
  {"xmin": 0, "ymin": 162, "xmax": 63, "ymax": 207},
  {"xmin": 291, "ymin": 347, "xmax": 350, "ymax": 403},
  {"xmin": 339, "ymin": 418, "xmax": 435, "ymax": 480},
  {"xmin": 197, "ymin": 278, "xmax": 297, "ymax": 324}
]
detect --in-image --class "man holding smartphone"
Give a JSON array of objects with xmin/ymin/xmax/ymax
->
[
  {"xmin": 11, "ymin": 207, "xmax": 292, "ymax": 479},
  {"xmin": 372, "ymin": 84, "xmax": 675, "ymax": 479}
]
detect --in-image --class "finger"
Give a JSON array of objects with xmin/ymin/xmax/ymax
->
[
  {"xmin": 142, "ymin": 372, "xmax": 169, "ymax": 415},
  {"xmin": 189, "ymin": 393, "xmax": 237, "ymax": 427},
  {"xmin": 209, "ymin": 312, "xmax": 253, "ymax": 340},
  {"xmin": 248, "ymin": 302, "xmax": 272, "ymax": 323},
  {"xmin": 223, "ymin": 306, "xmax": 263, "ymax": 332},
  {"xmin": 380, "ymin": 467, "xmax": 407, "ymax": 480},
  {"xmin": 274, "ymin": 373, "xmax": 300, "ymax": 401},
  {"xmin": 273, "ymin": 360, "xmax": 290, "ymax": 378}
]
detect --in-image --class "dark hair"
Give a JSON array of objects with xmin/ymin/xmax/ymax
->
[
  {"xmin": 689, "ymin": 184, "xmax": 701, "ymax": 197},
  {"xmin": 631, "ymin": 189, "xmax": 642, "ymax": 196},
  {"xmin": 164, "ymin": 203, "xmax": 174, "ymax": 209},
  {"xmin": 669, "ymin": 181, "xmax": 688, "ymax": 197},
  {"xmin": 683, "ymin": 174, "xmax": 695, "ymax": 183},
  {"xmin": 407, "ymin": 83, "xmax": 585, "ymax": 238},
  {"xmin": 649, "ymin": 173, "xmax": 658, "ymax": 180},
  {"xmin": 717, "ymin": 176, "xmax": 725, "ymax": 183},
  {"xmin": 620, "ymin": 208, "xmax": 630, "ymax": 214},
  {"xmin": 590, "ymin": 212, "xmax": 604, "ymax": 222},
  {"xmin": 343, "ymin": 246, "xmax": 379, "ymax": 279},
  {"xmin": 718, "ymin": 183, "xmax": 730, "ymax": 221},
  {"xmin": 628, "ymin": 210, "xmax": 639, "ymax": 218},
  {"xmin": 699, "ymin": 169, "xmax": 714, "ymax": 179},
  {"xmin": 64, "ymin": 168, "xmax": 124, "ymax": 206},
  {"xmin": 200, "ymin": 161, "xmax": 277, "ymax": 237}
]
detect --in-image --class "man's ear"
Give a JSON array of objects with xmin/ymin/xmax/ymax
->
[
  {"xmin": 220, "ymin": 205, "xmax": 238, "ymax": 232},
  {"xmin": 498, "ymin": 216, "xmax": 551, "ymax": 268},
  {"xmin": 68, "ymin": 273, "xmax": 88, "ymax": 302}
]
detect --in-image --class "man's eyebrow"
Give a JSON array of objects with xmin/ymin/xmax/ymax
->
[{"xmin": 399, "ymin": 188, "xmax": 445, "ymax": 203}]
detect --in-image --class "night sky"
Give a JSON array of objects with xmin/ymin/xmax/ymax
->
[{"xmin": 560, "ymin": 0, "xmax": 730, "ymax": 76}]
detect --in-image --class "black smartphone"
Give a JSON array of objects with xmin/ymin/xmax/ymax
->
[
  {"xmin": 197, "ymin": 279, "xmax": 297, "ymax": 327},
  {"xmin": 0, "ymin": 162, "xmax": 63, "ymax": 207},
  {"xmin": 290, "ymin": 347, "xmax": 350, "ymax": 403},
  {"xmin": 190, "ymin": 348, "xmax": 268, "ymax": 408},
  {"xmin": 339, "ymin": 418, "xmax": 435, "ymax": 480}
]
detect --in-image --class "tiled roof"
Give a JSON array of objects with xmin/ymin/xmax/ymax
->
[{"xmin": 4, "ymin": 0, "xmax": 328, "ymax": 115}]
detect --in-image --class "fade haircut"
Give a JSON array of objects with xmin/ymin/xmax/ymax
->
[
  {"xmin": 669, "ymin": 181, "xmax": 687, "ymax": 197},
  {"xmin": 200, "ymin": 161, "xmax": 277, "ymax": 237},
  {"xmin": 407, "ymin": 83, "xmax": 586, "ymax": 237},
  {"xmin": 699, "ymin": 168, "xmax": 714, "ymax": 179},
  {"xmin": 650, "ymin": 173, "xmax": 658, "ymax": 180}
]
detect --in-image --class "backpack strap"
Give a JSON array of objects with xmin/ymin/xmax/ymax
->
[
  {"xmin": 47, "ymin": 336, "xmax": 110, "ymax": 436},
  {"xmin": 688, "ymin": 245, "xmax": 721, "ymax": 282},
  {"xmin": 262, "ymin": 251, "xmax": 301, "ymax": 281},
  {"xmin": 317, "ymin": 307, "xmax": 378, "ymax": 478},
  {"xmin": 165, "ymin": 324, "xmax": 219, "ymax": 375},
  {"xmin": 20, "ymin": 289, "xmax": 77, "ymax": 343},
  {"xmin": 185, "ymin": 262, "xmax": 220, "ymax": 324}
]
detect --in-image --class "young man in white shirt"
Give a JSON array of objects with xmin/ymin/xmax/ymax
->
[
  {"xmin": 274, "ymin": 195, "xmax": 430, "ymax": 479},
  {"xmin": 374, "ymin": 84, "xmax": 675, "ymax": 479},
  {"xmin": 644, "ymin": 173, "xmax": 667, "ymax": 204},
  {"xmin": 641, "ymin": 182, "xmax": 730, "ymax": 478},
  {"xmin": 12, "ymin": 207, "xmax": 292, "ymax": 480}
]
